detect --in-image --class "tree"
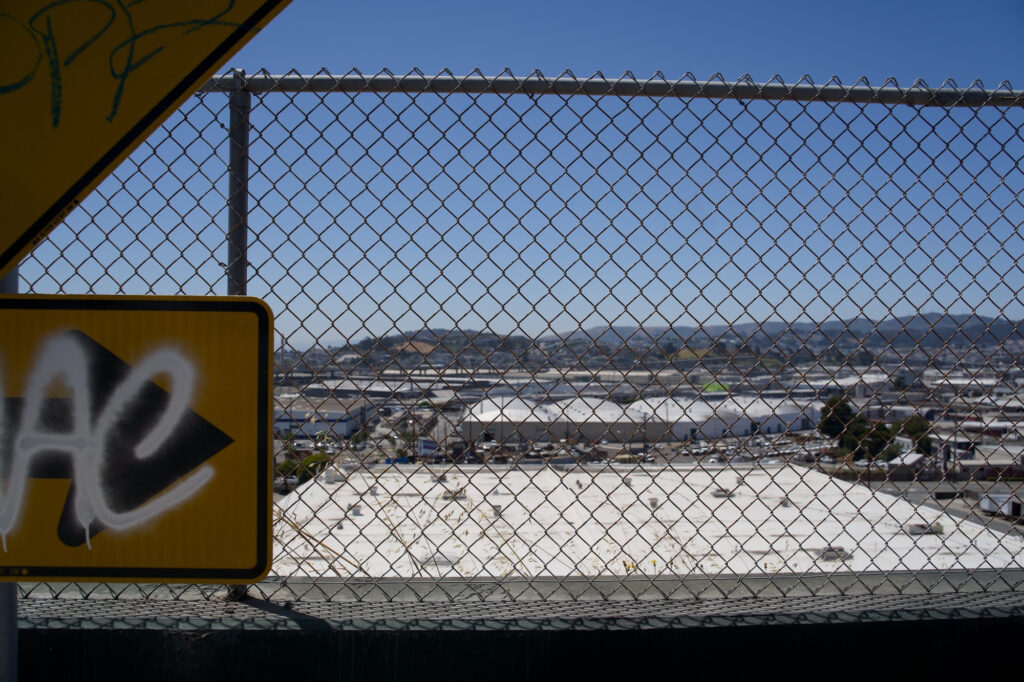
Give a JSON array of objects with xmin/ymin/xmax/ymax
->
[
  {"xmin": 819, "ymin": 396, "xmax": 854, "ymax": 439},
  {"xmin": 862, "ymin": 422, "xmax": 893, "ymax": 459},
  {"xmin": 839, "ymin": 414, "xmax": 869, "ymax": 455},
  {"xmin": 275, "ymin": 460, "xmax": 299, "ymax": 479},
  {"xmin": 350, "ymin": 429, "xmax": 367, "ymax": 446},
  {"xmin": 820, "ymin": 397, "xmax": 907, "ymax": 460},
  {"xmin": 296, "ymin": 452, "xmax": 330, "ymax": 483},
  {"xmin": 878, "ymin": 444, "xmax": 902, "ymax": 461},
  {"xmin": 892, "ymin": 375, "xmax": 908, "ymax": 391},
  {"xmin": 898, "ymin": 414, "xmax": 932, "ymax": 455}
]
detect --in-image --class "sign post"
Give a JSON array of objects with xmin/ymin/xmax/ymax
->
[{"xmin": 0, "ymin": 270, "xmax": 16, "ymax": 682}]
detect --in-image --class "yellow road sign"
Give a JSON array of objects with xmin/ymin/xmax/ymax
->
[
  {"xmin": 0, "ymin": 296, "xmax": 271, "ymax": 582},
  {"xmin": 0, "ymin": 0, "xmax": 291, "ymax": 278}
]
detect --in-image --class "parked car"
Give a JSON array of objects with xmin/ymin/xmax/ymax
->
[{"xmin": 273, "ymin": 476, "xmax": 300, "ymax": 493}]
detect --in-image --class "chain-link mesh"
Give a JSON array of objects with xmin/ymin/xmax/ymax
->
[{"xmin": 17, "ymin": 71, "xmax": 1024, "ymax": 605}]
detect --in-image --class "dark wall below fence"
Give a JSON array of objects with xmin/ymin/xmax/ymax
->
[{"xmin": 19, "ymin": 616, "xmax": 1024, "ymax": 682}]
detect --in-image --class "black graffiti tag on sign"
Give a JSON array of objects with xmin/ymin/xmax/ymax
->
[{"xmin": 0, "ymin": 330, "xmax": 232, "ymax": 549}]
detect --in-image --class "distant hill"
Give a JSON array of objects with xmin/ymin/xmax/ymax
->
[
  {"xmin": 338, "ymin": 313, "xmax": 1022, "ymax": 359},
  {"xmin": 540, "ymin": 313, "xmax": 1024, "ymax": 352}
]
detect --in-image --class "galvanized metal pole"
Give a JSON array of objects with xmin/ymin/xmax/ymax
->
[
  {"xmin": 0, "ymin": 584, "xmax": 15, "ymax": 682},
  {"xmin": 227, "ymin": 69, "xmax": 251, "ymax": 296},
  {"xmin": 225, "ymin": 73, "xmax": 253, "ymax": 602},
  {"xmin": 0, "ymin": 267, "xmax": 16, "ymax": 682}
]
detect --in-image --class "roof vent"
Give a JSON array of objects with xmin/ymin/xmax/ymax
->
[
  {"xmin": 905, "ymin": 522, "xmax": 944, "ymax": 536},
  {"xmin": 649, "ymin": 497, "xmax": 659, "ymax": 509},
  {"xmin": 817, "ymin": 546, "xmax": 852, "ymax": 562},
  {"xmin": 712, "ymin": 487, "xmax": 733, "ymax": 498}
]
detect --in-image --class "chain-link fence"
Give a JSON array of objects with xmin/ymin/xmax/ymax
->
[{"xmin": 16, "ymin": 70, "xmax": 1024, "ymax": 605}]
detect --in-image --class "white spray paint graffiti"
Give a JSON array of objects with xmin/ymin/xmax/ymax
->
[{"xmin": 0, "ymin": 333, "xmax": 213, "ymax": 550}]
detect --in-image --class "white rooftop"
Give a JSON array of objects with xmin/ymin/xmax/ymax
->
[
  {"xmin": 629, "ymin": 396, "xmax": 739, "ymax": 423},
  {"xmin": 552, "ymin": 396, "xmax": 648, "ymax": 423},
  {"xmin": 273, "ymin": 464, "xmax": 1023, "ymax": 579},
  {"xmin": 720, "ymin": 395, "xmax": 821, "ymax": 419},
  {"xmin": 463, "ymin": 396, "xmax": 560, "ymax": 423}
]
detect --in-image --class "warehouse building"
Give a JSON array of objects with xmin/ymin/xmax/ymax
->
[
  {"xmin": 458, "ymin": 395, "xmax": 821, "ymax": 445},
  {"xmin": 274, "ymin": 463, "xmax": 1023, "ymax": 579},
  {"xmin": 458, "ymin": 396, "xmax": 562, "ymax": 443},
  {"xmin": 629, "ymin": 397, "xmax": 748, "ymax": 441},
  {"xmin": 718, "ymin": 396, "xmax": 821, "ymax": 435},
  {"xmin": 274, "ymin": 396, "xmax": 376, "ymax": 439},
  {"xmin": 549, "ymin": 396, "xmax": 651, "ymax": 443}
]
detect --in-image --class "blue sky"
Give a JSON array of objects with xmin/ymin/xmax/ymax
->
[
  {"xmin": 231, "ymin": 0, "xmax": 1024, "ymax": 87},
  {"xmin": 22, "ymin": 0, "xmax": 1024, "ymax": 347}
]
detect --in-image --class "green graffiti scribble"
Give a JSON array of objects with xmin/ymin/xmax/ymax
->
[
  {"xmin": 0, "ymin": 14, "xmax": 43, "ymax": 95},
  {"xmin": 107, "ymin": 0, "xmax": 240, "ymax": 122},
  {"xmin": 30, "ymin": 0, "xmax": 116, "ymax": 128},
  {"xmin": 0, "ymin": 0, "xmax": 241, "ymax": 127}
]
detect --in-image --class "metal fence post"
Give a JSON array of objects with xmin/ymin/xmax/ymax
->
[
  {"xmin": 226, "ymin": 70, "xmax": 252, "ymax": 601},
  {"xmin": 227, "ymin": 69, "xmax": 251, "ymax": 296},
  {"xmin": 227, "ymin": 71, "xmax": 253, "ymax": 602},
  {"xmin": 0, "ymin": 582, "xmax": 14, "ymax": 682},
  {"xmin": 0, "ymin": 266, "xmax": 17, "ymax": 682}
]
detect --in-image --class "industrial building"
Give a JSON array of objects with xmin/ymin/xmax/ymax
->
[
  {"xmin": 628, "ymin": 397, "xmax": 746, "ymax": 441},
  {"xmin": 273, "ymin": 463, "xmax": 1022, "ymax": 578},
  {"xmin": 273, "ymin": 396, "xmax": 376, "ymax": 439},
  {"xmin": 457, "ymin": 396, "xmax": 563, "ymax": 443},
  {"xmin": 457, "ymin": 395, "xmax": 821, "ymax": 444}
]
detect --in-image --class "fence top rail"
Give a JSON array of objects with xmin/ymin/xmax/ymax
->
[{"xmin": 197, "ymin": 71, "xmax": 1024, "ymax": 107}]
